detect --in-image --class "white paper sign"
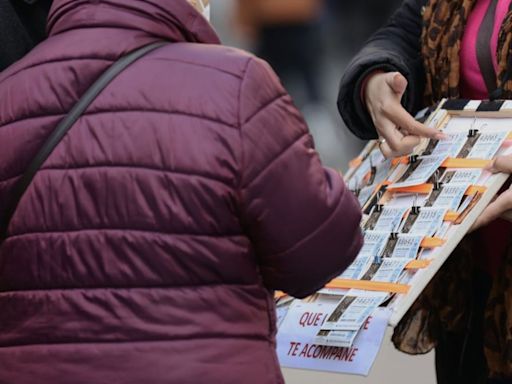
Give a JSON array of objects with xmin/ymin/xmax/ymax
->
[
  {"xmin": 277, "ymin": 307, "xmax": 391, "ymax": 376},
  {"xmin": 277, "ymin": 304, "xmax": 292, "ymax": 328},
  {"xmin": 279, "ymin": 301, "xmax": 336, "ymax": 335}
]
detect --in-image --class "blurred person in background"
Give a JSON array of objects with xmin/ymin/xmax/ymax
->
[
  {"xmin": 235, "ymin": 0, "xmax": 324, "ymax": 108},
  {"xmin": 0, "ymin": 0, "xmax": 51, "ymax": 71},
  {"xmin": 232, "ymin": 0, "xmax": 405, "ymax": 169},
  {"xmin": 339, "ymin": 0, "xmax": 512, "ymax": 383},
  {"xmin": 325, "ymin": 0, "xmax": 402, "ymax": 55},
  {"xmin": 0, "ymin": 0, "xmax": 363, "ymax": 383}
]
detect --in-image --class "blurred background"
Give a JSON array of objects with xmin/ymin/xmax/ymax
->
[
  {"xmin": 213, "ymin": 1, "xmax": 437, "ymax": 383},
  {"xmin": 213, "ymin": 0, "xmax": 402, "ymax": 169}
]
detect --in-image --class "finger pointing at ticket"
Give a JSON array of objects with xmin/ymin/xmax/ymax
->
[{"xmin": 364, "ymin": 71, "xmax": 446, "ymax": 158}]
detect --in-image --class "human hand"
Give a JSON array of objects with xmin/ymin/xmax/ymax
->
[
  {"xmin": 364, "ymin": 71, "xmax": 445, "ymax": 158},
  {"xmin": 471, "ymin": 155, "xmax": 512, "ymax": 231}
]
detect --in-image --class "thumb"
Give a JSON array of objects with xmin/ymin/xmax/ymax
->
[
  {"xmin": 471, "ymin": 190, "xmax": 512, "ymax": 232},
  {"xmin": 489, "ymin": 155, "xmax": 512, "ymax": 174},
  {"xmin": 386, "ymin": 72, "xmax": 408, "ymax": 97}
]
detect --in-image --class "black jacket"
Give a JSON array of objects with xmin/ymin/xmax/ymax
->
[
  {"xmin": 0, "ymin": 0, "xmax": 51, "ymax": 71},
  {"xmin": 337, "ymin": 0, "xmax": 428, "ymax": 140}
]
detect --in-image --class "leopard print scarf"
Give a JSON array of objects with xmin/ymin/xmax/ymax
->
[
  {"xmin": 393, "ymin": 0, "xmax": 512, "ymax": 379},
  {"xmin": 422, "ymin": 0, "xmax": 512, "ymax": 104}
]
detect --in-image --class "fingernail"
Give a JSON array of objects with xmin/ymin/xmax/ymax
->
[{"xmin": 435, "ymin": 133, "xmax": 447, "ymax": 140}]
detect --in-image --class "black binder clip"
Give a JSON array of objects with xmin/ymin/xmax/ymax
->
[
  {"xmin": 411, "ymin": 206, "xmax": 421, "ymax": 215},
  {"xmin": 369, "ymin": 157, "xmax": 377, "ymax": 184},
  {"xmin": 352, "ymin": 176, "xmax": 363, "ymax": 197},
  {"xmin": 468, "ymin": 128, "xmax": 479, "ymax": 138},
  {"xmin": 374, "ymin": 190, "xmax": 385, "ymax": 212},
  {"xmin": 409, "ymin": 154, "xmax": 419, "ymax": 164},
  {"xmin": 390, "ymin": 232, "xmax": 399, "ymax": 240},
  {"xmin": 433, "ymin": 170, "xmax": 443, "ymax": 191}
]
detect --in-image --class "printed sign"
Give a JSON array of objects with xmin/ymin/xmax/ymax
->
[{"xmin": 277, "ymin": 302, "xmax": 390, "ymax": 376}]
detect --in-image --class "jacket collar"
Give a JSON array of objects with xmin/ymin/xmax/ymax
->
[{"xmin": 47, "ymin": 0, "xmax": 221, "ymax": 45}]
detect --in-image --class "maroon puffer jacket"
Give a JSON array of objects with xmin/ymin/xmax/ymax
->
[{"xmin": 0, "ymin": 1, "xmax": 363, "ymax": 383}]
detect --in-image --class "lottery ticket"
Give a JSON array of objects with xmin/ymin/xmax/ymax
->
[
  {"xmin": 388, "ymin": 234, "xmax": 423, "ymax": 259},
  {"xmin": 456, "ymin": 193, "xmax": 475, "ymax": 214},
  {"xmin": 400, "ymin": 268, "xmax": 416, "ymax": 283},
  {"xmin": 357, "ymin": 231, "xmax": 390, "ymax": 259},
  {"xmin": 372, "ymin": 206, "xmax": 409, "ymax": 232},
  {"xmin": 441, "ymin": 169, "xmax": 482, "ymax": 185},
  {"xmin": 364, "ymin": 205, "xmax": 383, "ymax": 230},
  {"xmin": 426, "ymin": 183, "xmax": 469, "ymax": 211},
  {"xmin": 370, "ymin": 258, "xmax": 410, "ymax": 283},
  {"xmin": 352, "ymin": 149, "xmax": 386, "ymax": 185},
  {"xmin": 426, "ymin": 109, "xmax": 448, "ymax": 129},
  {"xmin": 387, "ymin": 193, "xmax": 429, "ymax": 209},
  {"xmin": 371, "ymin": 159, "xmax": 393, "ymax": 185},
  {"xmin": 401, "ymin": 207, "xmax": 447, "ymax": 237},
  {"xmin": 357, "ymin": 185, "xmax": 375, "ymax": 207},
  {"xmin": 339, "ymin": 256, "xmax": 373, "ymax": 280},
  {"xmin": 467, "ymin": 131, "xmax": 508, "ymax": 159},
  {"xmin": 390, "ymin": 155, "xmax": 447, "ymax": 189},
  {"xmin": 348, "ymin": 177, "xmax": 359, "ymax": 191},
  {"xmin": 426, "ymin": 132, "xmax": 467, "ymax": 158},
  {"xmin": 435, "ymin": 221, "xmax": 451, "ymax": 238},
  {"xmin": 359, "ymin": 260, "xmax": 382, "ymax": 281},
  {"xmin": 321, "ymin": 291, "xmax": 387, "ymax": 331},
  {"xmin": 315, "ymin": 329, "xmax": 359, "ymax": 348}
]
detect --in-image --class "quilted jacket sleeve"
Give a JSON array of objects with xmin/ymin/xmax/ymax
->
[
  {"xmin": 337, "ymin": 0, "xmax": 427, "ymax": 140},
  {"xmin": 238, "ymin": 57, "xmax": 363, "ymax": 299}
]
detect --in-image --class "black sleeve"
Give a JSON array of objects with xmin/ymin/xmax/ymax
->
[{"xmin": 337, "ymin": 0, "xmax": 428, "ymax": 140}]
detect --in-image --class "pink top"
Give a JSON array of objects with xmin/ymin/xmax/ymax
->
[
  {"xmin": 460, "ymin": 0, "xmax": 512, "ymax": 277},
  {"xmin": 460, "ymin": 0, "xmax": 511, "ymax": 98}
]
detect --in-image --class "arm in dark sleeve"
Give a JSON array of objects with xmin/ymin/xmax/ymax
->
[
  {"xmin": 337, "ymin": 0, "xmax": 427, "ymax": 140},
  {"xmin": 238, "ymin": 57, "xmax": 363, "ymax": 299}
]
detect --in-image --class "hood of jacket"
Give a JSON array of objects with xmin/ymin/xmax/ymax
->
[{"xmin": 47, "ymin": 0, "xmax": 221, "ymax": 45}]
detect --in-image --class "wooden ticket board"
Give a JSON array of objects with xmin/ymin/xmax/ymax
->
[{"xmin": 342, "ymin": 99, "xmax": 512, "ymax": 327}]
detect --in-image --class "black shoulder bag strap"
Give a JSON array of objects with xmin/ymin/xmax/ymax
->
[{"xmin": 0, "ymin": 41, "xmax": 167, "ymax": 242}]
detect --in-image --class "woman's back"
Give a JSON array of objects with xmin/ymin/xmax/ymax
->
[{"xmin": 0, "ymin": 1, "xmax": 363, "ymax": 383}]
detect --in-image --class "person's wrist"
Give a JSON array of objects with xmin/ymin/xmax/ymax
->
[{"xmin": 361, "ymin": 70, "xmax": 385, "ymax": 109}]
